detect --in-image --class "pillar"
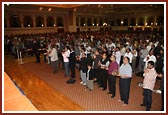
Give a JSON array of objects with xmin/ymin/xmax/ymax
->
[
  {"xmin": 6, "ymin": 14, "xmax": 10, "ymax": 28},
  {"xmin": 20, "ymin": 15, "xmax": 24, "ymax": 28},
  {"xmin": 68, "ymin": 10, "xmax": 77, "ymax": 32},
  {"xmin": 32, "ymin": 15, "xmax": 36, "ymax": 27}
]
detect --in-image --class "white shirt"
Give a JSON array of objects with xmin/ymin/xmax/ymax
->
[
  {"xmin": 124, "ymin": 52, "xmax": 133, "ymax": 63},
  {"xmin": 115, "ymin": 51, "xmax": 121, "ymax": 65},
  {"xmin": 143, "ymin": 55, "xmax": 156, "ymax": 68},
  {"xmin": 120, "ymin": 47, "xmax": 126, "ymax": 56},
  {"xmin": 49, "ymin": 48, "xmax": 58, "ymax": 61},
  {"xmin": 143, "ymin": 68, "xmax": 157, "ymax": 90},
  {"xmin": 62, "ymin": 50, "xmax": 70, "ymax": 62}
]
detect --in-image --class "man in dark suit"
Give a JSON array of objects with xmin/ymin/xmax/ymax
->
[
  {"xmin": 32, "ymin": 39, "xmax": 41, "ymax": 63},
  {"xmin": 67, "ymin": 46, "xmax": 76, "ymax": 84},
  {"xmin": 69, "ymin": 46, "xmax": 76, "ymax": 79}
]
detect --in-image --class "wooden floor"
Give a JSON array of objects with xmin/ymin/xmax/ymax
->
[
  {"xmin": 4, "ymin": 54, "xmax": 163, "ymax": 111},
  {"xmin": 4, "ymin": 72, "xmax": 38, "ymax": 111},
  {"xmin": 4, "ymin": 55, "xmax": 83, "ymax": 111}
]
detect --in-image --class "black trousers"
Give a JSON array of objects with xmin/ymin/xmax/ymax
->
[
  {"xmin": 35, "ymin": 52, "xmax": 40, "ymax": 63},
  {"xmin": 143, "ymin": 89, "xmax": 152, "ymax": 110},
  {"xmin": 119, "ymin": 78, "xmax": 131, "ymax": 104},
  {"xmin": 161, "ymin": 89, "xmax": 164, "ymax": 111},
  {"xmin": 100, "ymin": 69, "xmax": 108, "ymax": 90},
  {"xmin": 93, "ymin": 68, "xmax": 99, "ymax": 81},
  {"xmin": 70, "ymin": 64, "xmax": 76, "ymax": 78},
  {"xmin": 108, "ymin": 75, "xmax": 116, "ymax": 96}
]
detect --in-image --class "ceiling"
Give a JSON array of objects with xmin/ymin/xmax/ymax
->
[
  {"xmin": 33, "ymin": 4, "xmax": 85, "ymax": 8},
  {"xmin": 34, "ymin": 4, "xmax": 164, "ymax": 15},
  {"xmin": 5, "ymin": 4, "xmax": 164, "ymax": 16}
]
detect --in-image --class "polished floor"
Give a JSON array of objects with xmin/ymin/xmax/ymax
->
[{"xmin": 4, "ymin": 55, "xmax": 162, "ymax": 111}]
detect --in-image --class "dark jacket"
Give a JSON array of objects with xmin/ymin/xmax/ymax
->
[
  {"xmin": 79, "ymin": 57, "xmax": 88, "ymax": 73},
  {"xmin": 69, "ymin": 51, "xmax": 76, "ymax": 67},
  {"xmin": 87, "ymin": 69, "xmax": 94, "ymax": 80}
]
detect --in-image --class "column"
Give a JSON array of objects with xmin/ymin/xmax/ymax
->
[
  {"xmin": 44, "ymin": 15, "xmax": 47, "ymax": 27},
  {"xmin": 144, "ymin": 16, "xmax": 147, "ymax": 26},
  {"xmin": 67, "ymin": 11, "xmax": 77, "ymax": 32},
  {"xmin": 136, "ymin": 17, "xmax": 138, "ymax": 26},
  {"xmin": 97, "ymin": 17, "xmax": 99, "ymax": 26},
  {"xmin": 78, "ymin": 17, "xmax": 81, "ymax": 26},
  {"xmin": 20, "ymin": 15, "xmax": 24, "ymax": 28},
  {"xmin": 128, "ymin": 17, "xmax": 130, "ymax": 26},
  {"xmin": 6, "ymin": 14, "xmax": 10, "ymax": 28},
  {"xmin": 84, "ymin": 17, "xmax": 87, "ymax": 26},
  {"xmin": 91, "ymin": 17, "xmax": 94, "ymax": 26},
  {"xmin": 154, "ymin": 16, "xmax": 157, "ymax": 26},
  {"xmin": 32, "ymin": 15, "xmax": 36, "ymax": 27},
  {"xmin": 54, "ymin": 16, "xmax": 56, "ymax": 27}
]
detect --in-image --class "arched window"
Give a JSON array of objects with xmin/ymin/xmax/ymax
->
[
  {"xmin": 80, "ymin": 17, "xmax": 85, "ymax": 26},
  {"xmin": 87, "ymin": 18, "xmax": 92, "ymax": 26},
  {"xmin": 23, "ymin": 16, "xmax": 33, "ymax": 27},
  {"xmin": 110, "ymin": 20, "xmax": 114, "ymax": 26},
  {"xmin": 56, "ymin": 17, "xmax": 63, "ymax": 27},
  {"xmin": 36, "ymin": 16, "xmax": 44, "ymax": 27},
  {"xmin": 116, "ymin": 18, "xmax": 121, "ymax": 26},
  {"xmin": 138, "ymin": 17, "xmax": 144, "ymax": 26},
  {"xmin": 10, "ymin": 15, "xmax": 21, "ymax": 27},
  {"xmin": 130, "ymin": 18, "xmax": 136, "ymax": 26},
  {"xmin": 147, "ymin": 17, "xmax": 154, "ymax": 26},
  {"xmin": 123, "ymin": 18, "xmax": 128, "ymax": 26},
  {"xmin": 93, "ymin": 18, "xmax": 97, "ymax": 26},
  {"xmin": 47, "ymin": 16, "xmax": 54, "ymax": 27},
  {"xmin": 76, "ymin": 17, "xmax": 79, "ymax": 26},
  {"xmin": 99, "ymin": 18, "xmax": 103, "ymax": 26},
  {"xmin": 156, "ymin": 16, "xmax": 164, "ymax": 26}
]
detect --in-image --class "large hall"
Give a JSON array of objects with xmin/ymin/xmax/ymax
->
[{"xmin": 3, "ymin": 2, "xmax": 165, "ymax": 112}]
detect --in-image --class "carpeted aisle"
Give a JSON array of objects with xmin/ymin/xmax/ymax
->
[{"xmin": 23, "ymin": 60, "xmax": 162, "ymax": 111}]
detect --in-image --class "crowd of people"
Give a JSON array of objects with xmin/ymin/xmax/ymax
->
[{"xmin": 4, "ymin": 30, "xmax": 164, "ymax": 111}]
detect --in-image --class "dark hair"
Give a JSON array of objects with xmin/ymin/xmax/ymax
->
[
  {"xmin": 124, "ymin": 56, "xmax": 130, "ymax": 62},
  {"xmin": 148, "ymin": 61, "xmax": 155, "ymax": 66}
]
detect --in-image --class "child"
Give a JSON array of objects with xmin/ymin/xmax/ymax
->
[
  {"xmin": 79, "ymin": 53, "xmax": 88, "ymax": 85},
  {"xmin": 86, "ymin": 63, "xmax": 94, "ymax": 91}
]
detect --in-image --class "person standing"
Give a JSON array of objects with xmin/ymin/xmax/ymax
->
[
  {"xmin": 32, "ymin": 39, "xmax": 40, "ymax": 63},
  {"xmin": 143, "ymin": 49, "xmax": 156, "ymax": 69},
  {"xmin": 118, "ymin": 56, "xmax": 132, "ymax": 106},
  {"xmin": 141, "ymin": 61, "xmax": 157, "ymax": 111},
  {"xmin": 107, "ymin": 55, "xmax": 119, "ymax": 98},
  {"xmin": 48, "ymin": 44, "xmax": 58, "ymax": 74},
  {"xmin": 86, "ymin": 63, "xmax": 94, "ymax": 91},
  {"xmin": 79, "ymin": 53, "xmax": 88, "ymax": 86},
  {"xmin": 99, "ymin": 52, "xmax": 110, "ymax": 91},
  {"xmin": 157, "ymin": 69, "xmax": 164, "ymax": 111},
  {"xmin": 69, "ymin": 46, "xmax": 76, "ymax": 80},
  {"xmin": 62, "ymin": 46, "xmax": 70, "ymax": 77},
  {"xmin": 92, "ymin": 49, "xmax": 101, "ymax": 83},
  {"xmin": 137, "ymin": 44, "xmax": 148, "ymax": 75}
]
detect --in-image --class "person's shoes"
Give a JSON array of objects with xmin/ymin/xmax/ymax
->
[
  {"xmin": 83, "ymin": 83, "xmax": 86, "ymax": 85},
  {"xmin": 122, "ymin": 103, "xmax": 128, "ymax": 106},
  {"xmin": 146, "ymin": 108, "xmax": 150, "ymax": 111},
  {"xmin": 107, "ymin": 92, "xmax": 111, "ymax": 94},
  {"xmin": 140, "ymin": 104, "xmax": 146, "ymax": 106},
  {"xmin": 111, "ymin": 95, "xmax": 115, "ymax": 98},
  {"xmin": 103, "ymin": 88, "xmax": 106, "ymax": 91},
  {"xmin": 80, "ymin": 82, "xmax": 83, "ymax": 84},
  {"xmin": 118, "ymin": 99, "xmax": 123, "ymax": 102}
]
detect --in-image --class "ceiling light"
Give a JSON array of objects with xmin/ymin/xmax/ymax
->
[
  {"xmin": 73, "ymin": 8, "xmax": 76, "ymax": 12},
  {"xmin": 39, "ymin": 7, "xmax": 43, "ymax": 11},
  {"xmin": 48, "ymin": 8, "xmax": 52, "ymax": 12}
]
